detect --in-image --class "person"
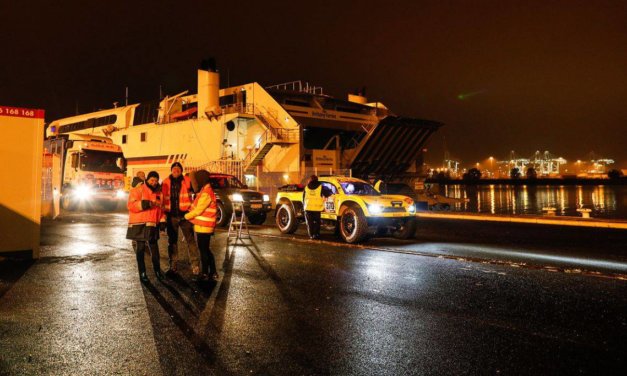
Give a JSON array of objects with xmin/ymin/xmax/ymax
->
[
  {"xmin": 136, "ymin": 170, "xmax": 146, "ymax": 181},
  {"xmin": 184, "ymin": 169, "xmax": 219, "ymax": 281},
  {"xmin": 126, "ymin": 171, "xmax": 164, "ymax": 283},
  {"xmin": 161, "ymin": 162, "xmax": 200, "ymax": 277},
  {"xmin": 303, "ymin": 175, "xmax": 332, "ymax": 240},
  {"xmin": 368, "ymin": 174, "xmax": 385, "ymax": 193}
]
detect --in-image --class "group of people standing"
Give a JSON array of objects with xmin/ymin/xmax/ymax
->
[{"xmin": 126, "ymin": 162, "xmax": 219, "ymax": 284}]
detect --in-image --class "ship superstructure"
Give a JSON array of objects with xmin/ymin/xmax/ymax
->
[{"xmin": 47, "ymin": 66, "xmax": 441, "ymax": 195}]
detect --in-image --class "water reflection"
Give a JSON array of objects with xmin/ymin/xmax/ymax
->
[{"xmin": 438, "ymin": 184, "xmax": 625, "ymax": 219}]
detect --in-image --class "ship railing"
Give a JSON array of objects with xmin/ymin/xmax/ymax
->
[
  {"xmin": 265, "ymin": 80, "xmax": 324, "ymax": 95},
  {"xmin": 186, "ymin": 159, "xmax": 244, "ymax": 181},
  {"xmin": 241, "ymin": 127, "xmax": 299, "ymax": 170},
  {"xmin": 221, "ymin": 103, "xmax": 255, "ymax": 115}
]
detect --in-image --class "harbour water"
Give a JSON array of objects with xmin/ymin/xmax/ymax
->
[{"xmin": 437, "ymin": 184, "xmax": 627, "ymax": 219}]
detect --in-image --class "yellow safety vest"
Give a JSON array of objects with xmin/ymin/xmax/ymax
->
[
  {"xmin": 374, "ymin": 180, "xmax": 383, "ymax": 192},
  {"xmin": 304, "ymin": 185, "xmax": 324, "ymax": 211}
]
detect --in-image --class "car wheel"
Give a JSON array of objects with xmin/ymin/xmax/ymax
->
[
  {"xmin": 248, "ymin": 212, "xmax": 267, "ymax": 225},
  {"xmin": 216, "ymin": 201, "xmax": 231, "ymax": 227},
  {"xmin": 339, "ymin": 204, "xmax": 369, "ymax": 243},
  {"xmin": 275, "ymin": 204, "xmax": 298, "ymax": 234},
  {"xmin": 61, "ymin": 193, "xmax": 77, "ymax": 211},
  {"xmin": 393, "ymin": 218, "xmax": 417, "ymax": 239}
]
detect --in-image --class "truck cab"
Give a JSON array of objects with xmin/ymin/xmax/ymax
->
[{"xmin": 44, "ymin": 134, "xmax": 127, "ymax": 211}]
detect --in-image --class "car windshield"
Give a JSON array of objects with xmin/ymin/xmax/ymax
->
[
  {"xmin": 209, "ymin": 176, "xmax": 246, "ymax": 189},
  {"xmin": 339, "ymin": 181, "xmax": 380, "ymax": 196},
  {"xmin": 80, "ymin": 150, "xmax": 124, "ymax": 173}
]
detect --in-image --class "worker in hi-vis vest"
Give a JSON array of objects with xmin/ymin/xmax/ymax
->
[
  {"xmin": 303, "ymin": 175, "xmax": 332, "ymax": 239},
  {"xmin": 368, "ymin": 174, "xmax": 386, "ymax": 193}
]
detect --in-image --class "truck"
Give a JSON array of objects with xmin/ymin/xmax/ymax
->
[
  {"xmin": 274, "ymin": 176, "xmax": 417, "ymax": 243},
  {"xmin": 43, "ymin": 134, "xmax": 127, "ymax": 211}
]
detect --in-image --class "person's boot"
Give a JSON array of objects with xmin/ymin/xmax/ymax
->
[
  {"xmin": 155, "ymin": 270, "xmax": 165, "ymax": 281},
  {"xmin": 167, "ymin": 244, "xmax": 178, "ymax": 274},
  {"xmin": 139, "ymin": 272, "xmax": 149, "ymax": 284}
]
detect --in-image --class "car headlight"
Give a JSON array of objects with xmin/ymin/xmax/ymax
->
[
  {"xmin": 408, "ymin": 204, "xmax": 416, "ymax": 213},
  {"xmin": 76, "ymin": 184, "xmax": 93, "ymax": 200},
  {"xmin": 230, "ymin": 193, "xmax": 244, "ymax": 202},
  {"xmin": 116, "ymin": 189, "xmax": 126, "ymax": 199},
  {"xmin": 368, "ymin": 204, "xmax": 382, "ymax": 214},
  {"xmin": 263, "ymin": 194, "xmax": 270, "ymax": 202}
]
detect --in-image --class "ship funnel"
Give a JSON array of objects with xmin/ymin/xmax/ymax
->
[{"xmin": 198, "ymin": 58, "xmax": 221, "ymax": 119}]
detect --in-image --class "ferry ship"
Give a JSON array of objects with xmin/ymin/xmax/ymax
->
[{"xmin": 47, "ymin": 62, "xmax": 442, "ymax": 194}]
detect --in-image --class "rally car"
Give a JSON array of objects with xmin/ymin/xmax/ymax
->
[{"xmin": 274, "ymin": 176, "xmax": 417, "ymax": 243}]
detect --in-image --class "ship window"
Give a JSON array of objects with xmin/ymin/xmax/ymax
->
[
  {"xmin": 219, "ymin": 94, "xmax": 236, "ymax": 106},
  {"xmin": 140, "ymin": 132, "xmax": 147, "ymax": 142},
  {"xmin": 58, "ymin": 114, "xmax": 117, "ymax": 134},
  {"xmin": 122, "ymin": 135, "xmax": 127, "ymax": 144}
]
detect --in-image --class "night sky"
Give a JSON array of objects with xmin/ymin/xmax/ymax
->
[{"xmin": 1, "ymin": 0, "xmax": 626, "ymax": 167}]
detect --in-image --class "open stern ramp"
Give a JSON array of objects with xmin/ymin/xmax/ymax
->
[{"xmin": 349, "ymin": 116, "xmax": 442, "ymax": 178}]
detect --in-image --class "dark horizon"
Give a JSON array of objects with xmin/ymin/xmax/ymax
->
[{"xmin": 1, "ymin": 0, "xmax": 626, "ymax": 167}]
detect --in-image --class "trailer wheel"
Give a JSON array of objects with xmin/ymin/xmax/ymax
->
[
  {"xmin": 392, "ymin": 218, "xmax": 417, "ymax": 239},
  {"xmin": 339, "ymin": 204, "xmax": 369, "ymax": 243},
  {"xmin": 276, "ymin": 203, "xmax": 298, "ymax": 234}
]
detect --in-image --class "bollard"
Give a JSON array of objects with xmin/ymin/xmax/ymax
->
[{"xmin": 576, "ymin": 208, "xmax": 592, "ymax": 219}]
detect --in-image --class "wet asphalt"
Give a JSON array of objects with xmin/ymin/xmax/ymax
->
[{"xmin": 0, "ymin": 209, "xmax": 626, "ymax": 375}]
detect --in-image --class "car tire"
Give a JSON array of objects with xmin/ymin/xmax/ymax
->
[
  {"xmin": 61, "ymin": 193, "xmax": 77, "ymax": 211},
  {"xmin": 276, "ymin": 203, "xmax": 298, "ymax": 234},
  {"xmin": 393, "ymin": 218, "xmax": 417, "ymax": 239},
  {"xmin": 339, "ymin": 204, "xmax": 369, "ymax": 244},
  {"xmin": 248, "ymin": 212, "xmax": 267, "ymax": 225},
  {"xmin": 216, "ymin": 201, "xmax": 231, "ymax": 227}
]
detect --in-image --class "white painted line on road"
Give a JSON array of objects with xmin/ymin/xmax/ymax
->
[
  {"xmin": 231, "ymin": 229, "xmax": 627, "ymax": 282},
  {"xmin": 415, "ymin": 212, "xmax": 627, "ymax": 229}
]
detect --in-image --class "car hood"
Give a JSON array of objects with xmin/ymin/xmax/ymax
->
[{"xmin": 359, "ymin": 195, "xmax": 414, "ymax": 207}]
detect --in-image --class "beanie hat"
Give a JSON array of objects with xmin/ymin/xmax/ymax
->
[
  {"xmin": 171, "ymin": 162, "xmax": 183, "ymax": 171},
  {"xmin": 147, "ymin": 171, "xmax": 160, "ymax": 181},
  {"xmin": 131, "ymin": 177, "xmax": 144, "ymax": 188},
  {"xmin": 190, "ymin": 169, "xmax": 210, "ymax": 193}
]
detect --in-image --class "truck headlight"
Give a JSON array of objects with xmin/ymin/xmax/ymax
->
[
  {"xmin": 263, "ymin": 194, "xmax": 270, "ymax": 202},
  {"xmin": 76, "ymin": 185, "xmax": 93, "ymax": 200},
  {"xmin": 368, "ymin": 204, "xmax": 382, "ymax": 214},
  {"xmin": 408, "ymin": 204, "xmax": 416, "ymax": 213},
  {"xmin": 230, "ymin": 193, "xmax": 244, "ymax": 202},
  {"xmin": 116, "ymin": 189, "xmax": 126, "ymax": 199}
]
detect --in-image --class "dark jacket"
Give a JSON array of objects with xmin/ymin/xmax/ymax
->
[{"xmin": 303, "ymin": 180, "xmax": 332, "ymax": 202}]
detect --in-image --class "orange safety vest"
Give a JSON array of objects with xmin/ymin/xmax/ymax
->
[
  {"xmin": 188, "ymin": 184, "xmax": 217, "ymax": 233},
  {"xmin": 161, "ymin": 175, "xmax": 193, "ymax": 212},
  {"xmin": 127, "ymin": 183, "xmax": 162, "ymax": 225}
]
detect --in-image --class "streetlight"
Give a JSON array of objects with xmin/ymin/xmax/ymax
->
[{"xmin": 489, "ymin": 156, "xmax": 494, "ymax": 177}]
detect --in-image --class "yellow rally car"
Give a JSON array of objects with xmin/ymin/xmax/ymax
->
[{"xmin": 274, "ymin": 176, "xmax": 417, "ymax": 243}]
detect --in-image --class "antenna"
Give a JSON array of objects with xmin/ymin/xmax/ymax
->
[{"xmin": 125, "ymin": 86, "xmax": 129, "ymax": 106}]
